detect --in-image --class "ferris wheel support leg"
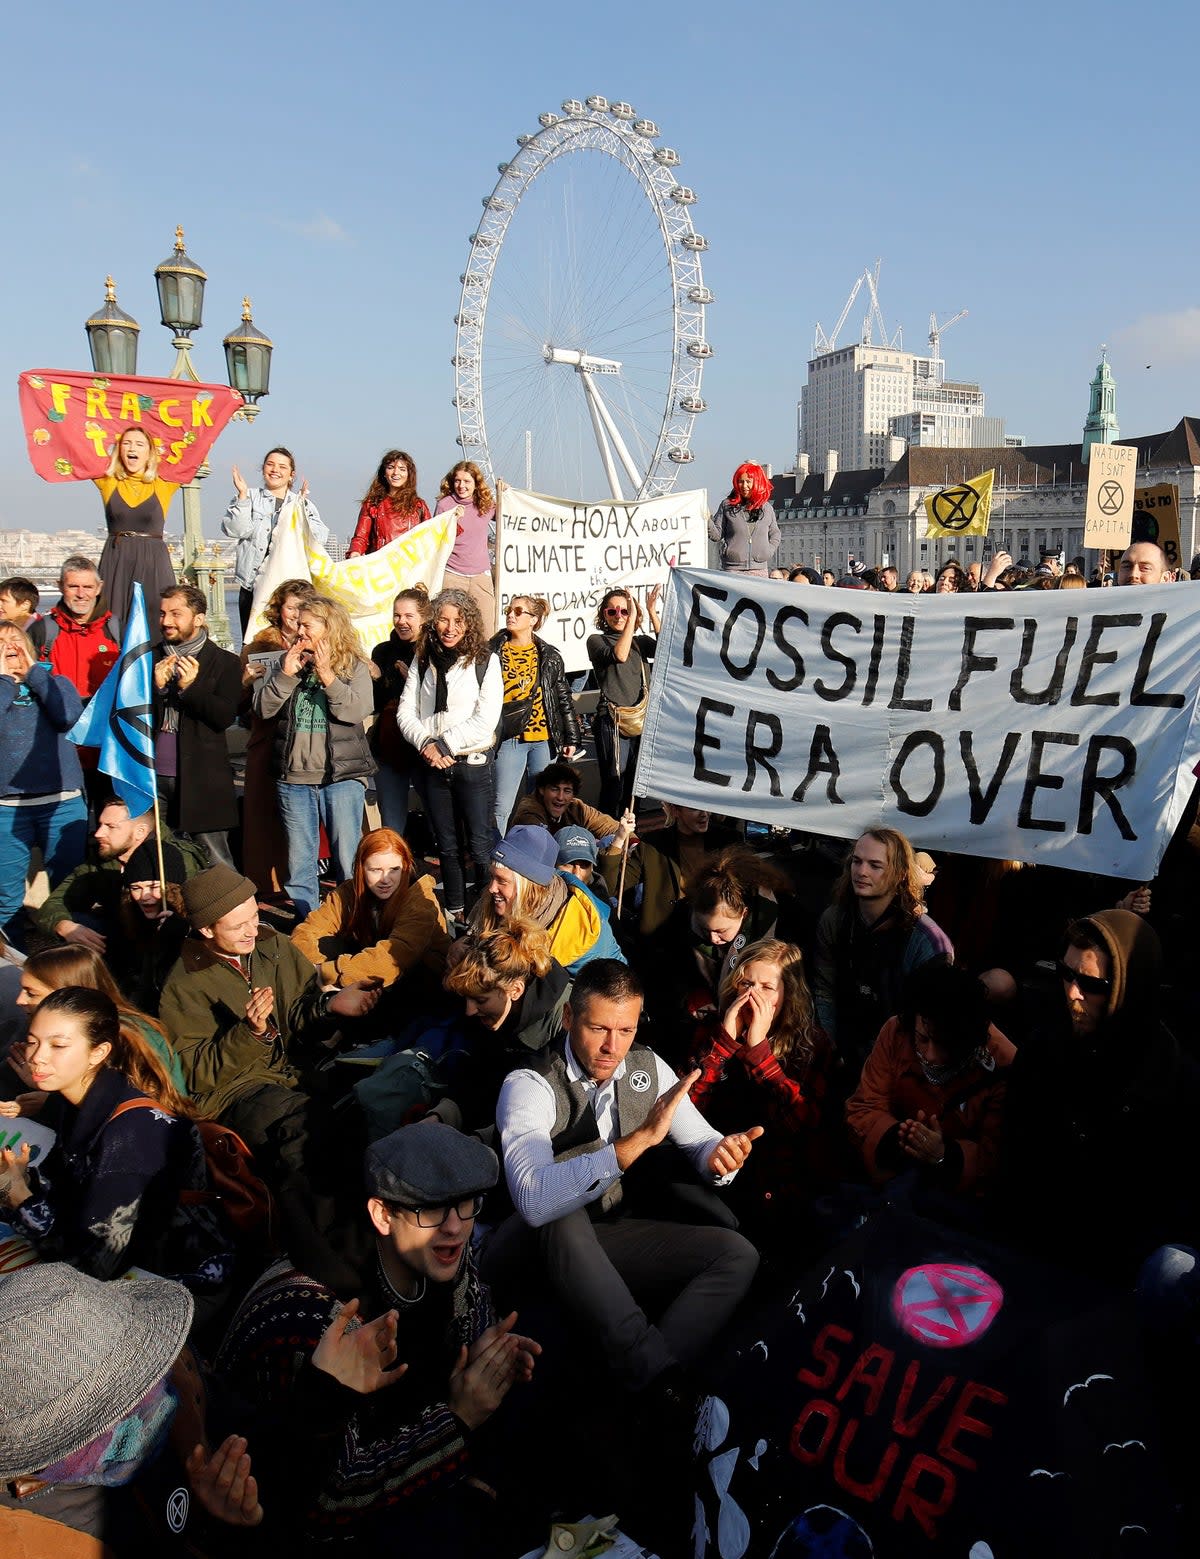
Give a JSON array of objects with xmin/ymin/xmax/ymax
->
[
  {"xmin": 580, "ymin": 371, "xmax": 626, "ymax": 502},
  {"xmin": 586, "ymin": 376, "xmax": 645, "ymax": 497}
]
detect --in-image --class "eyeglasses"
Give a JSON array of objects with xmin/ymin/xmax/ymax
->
[
  {"xmin": 388, "ymin": 1195, "xmax": 483, "ymax": 1228},
  {"xmin": 1055, "ymin": 960, "xmax": 1111, "ymax": 997},
  {"xmin": 605, "ymin": 607, "xmax": 630, "ymax": 618}
]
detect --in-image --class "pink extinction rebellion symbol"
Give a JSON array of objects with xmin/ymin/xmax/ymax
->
[{"xmin": 892, "ymin": 1263, "xmax": 1004, "ymax": 1348}]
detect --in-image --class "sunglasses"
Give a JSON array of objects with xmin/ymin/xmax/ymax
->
[
  {"xmin": 1055, "ymin": 960, "xmax": 1111, "ymax": 997},
  {"xmin": 606, "ymin": 606, "xmax": 630, "ymax": 618}
]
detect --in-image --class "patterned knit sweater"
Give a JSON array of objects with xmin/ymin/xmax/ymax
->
[{"xmin": 215, "ymin": 1252, "xmax": 494, "ymax": 1539}]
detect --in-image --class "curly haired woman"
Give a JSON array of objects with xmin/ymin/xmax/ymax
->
[
  {"xmin": 348, "ymin": 450, "xmax": 430, "ymax": 557},
  {"xmin": 435, "ymin": 461, "xmax": 497, "ymax": 629}
]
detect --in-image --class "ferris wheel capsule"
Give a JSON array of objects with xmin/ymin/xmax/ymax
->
[
  {"xmin": 633, "ymin": 119, "xmax": 659, "ymax": 138},
  {"xmin": 680, "ymin": 233, "xmax": 708, "ymax": 252},
  {"xmin": 517, "ymin": 134, "xmax": 533, "ymax": 146},
  {"xmin": 654, "ymin": 148, "xmax": 680, "ymax": 166},
  {"xmin": 609, "ymin": 101, "xmax": 636, "ymax": 119},
  {"xmin": 679, "ymin": 395, "xmax": 707, "ymax": 413},
  {"xmin": 538, "ymin": 112, "xmax": 560, "ymax": 127},
  {"xmin": 668, "ymin": 447, "xmax": 696, "ymax": 463},
  {"xmin": 670, "ymin": 186, "xmax": 697, "ymax": 204},
  {"xmin": 687, "ymin": 340, "xmax": 713, "ymax": 359},
  {"xmin": 586, "ymin": 95, "xmax": 609, "ymax": 111},
  {"xmin": 688, "ymin": 285, "xmax": 714, "ymax": 304},
  {"xmin": 562, "ymin": 99, "xmax": 585, "ymax": 115}
]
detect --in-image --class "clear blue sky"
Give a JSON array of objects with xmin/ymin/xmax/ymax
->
[{"xmin": 2, "ymin": 0, "xmax": 1192, "ymax": 541}]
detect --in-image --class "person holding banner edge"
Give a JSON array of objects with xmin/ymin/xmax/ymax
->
[
  {"xmin": 224, "ymin": 448, "xmax": 327, "ymax": 634},
  {"xmin": 587, "ymin": 584, "xmax": 660, "ymax": 818}
]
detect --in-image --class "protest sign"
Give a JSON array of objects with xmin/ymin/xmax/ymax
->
[
  {"xmin": 635, "ymin": 567, "xmax": 1200, "ymax": 878},
  {"xmin": 18, "ymin": 369, "xmax": 244, "ymax": 484},
  {"xmin": 1133, "ymin": 482, "xmax": 1182, "ymax": 570},
  {"xmin": 0, "ymin": 1115, "xmax": 56, "ymax": 1168},
  {"xmin": 923, "ymin": 470, "xmax": 994, "ymax": 539},
  {"xmin": 247, "ymin": 500, "xmax": 455, "ymax": 652},
  {"xmin": 495, "ymin": 486, "xmax": 708, "ymax": 673},
  {"xmin": 1083, "ymin": 443, "xmax": 1137, "ymax": 551}
]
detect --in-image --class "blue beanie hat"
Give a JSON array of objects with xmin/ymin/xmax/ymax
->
[{"xmin": 492, "ymin": 824, "xmax": 558, "ymax": 886}]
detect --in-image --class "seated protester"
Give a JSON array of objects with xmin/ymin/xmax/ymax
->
[
  {"xmin": 110, "ymin": 836, "xmax": 191, "ymax": 1016},
  {"xmin": 0, "ymin": 1265, "xmax": 264, "ymax": 1553},
  {"xmin": 159, "ymin": 866, "xmax": 380, "ymax": 1286},
  {"xmin": 476, "ymin": 825, "xmax": 624, "ymax": 976},
  {"xmin": 555, "ymin": 825, "xmax": 619, "ymax": 924},
  {"xmin": 491, "ymin": 960, "xmax": 760, "ymax": 1405},
  {"xmin": 438, "ymin": 918, "xmax": 572, "ymax": 1133},
  {"xmin": 812, "ymin": 828, "xmax": 953, "ymax": 1079},
  {"xmin": 598, "ymin": 801, "xmax": 741, "ymax": 938},
  {"xmin": 37, "ymin": 796, "xmax": 207, "ymax": 955},
  {"xmin": 510, "ymin": 760, "xmax": 620, "ymax": 843},
  {"xmin": 0, "ymin": 988, "xmax": 232, "ymax": 1298},
  {"xmin": 17, "ymin": 943, "xmax": 189, "ymax": 1099},
  {"xmin": 687, "ymin": 938, "xmax": 835, "ymax": 1243},
  {"xmin": 640, "ymin": 845, "xmax": 792, "ymax": 1065},
  {"xmin": 214, "ymin": 1121, "xmax": 540, "ymax": 1555},
  {"xmin": 291, "ymin": 827, "xmax": 449, "ymax": 1008},
  {"xmin": 845, "ymin": 961, "xmax": 1015, "ymax": 1201},
  {"xmin": 1000, "ymin": 910, "xmax": 1200, "ymax": 1287}
]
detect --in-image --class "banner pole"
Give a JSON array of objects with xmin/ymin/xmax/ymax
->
[
  {"xmin": 616, "ymin": 835, "xmax": 630, "ymax": 921},
  {"xmin": 151, "ymin": 786, "xmax": 167, "ymax": 907}
]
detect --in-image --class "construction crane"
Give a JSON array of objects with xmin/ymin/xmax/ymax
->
[
  {"xmin": 862, "ymin": 259, "xmax": 903, "ymax": 350},
  {"xmin": 928, "ymin": 308, "xmax": 968, "ymax": 366},
  {"xmin": 813, "ymin": 274, "xmax": 863, "ymax": 355}
]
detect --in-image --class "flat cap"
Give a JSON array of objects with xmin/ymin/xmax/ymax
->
[{"xmin": 366, "ymin": 1120, "xmax": 498, "ymax": 1206}]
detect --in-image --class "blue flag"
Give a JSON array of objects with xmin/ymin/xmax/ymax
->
[{"xmin": 66, "ymin": 582, "xmax": 156, "ymax": 817}]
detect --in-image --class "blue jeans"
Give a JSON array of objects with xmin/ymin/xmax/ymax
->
[
  {"xmin": 0, "ymin": 794, "xmax": 88, "ymax": 942},
  {"xmin": 276, "ymin": 780, "xmax": 366, "ymax": 917},
  {"xmin": 422, "ymin": 757, "xmax": 495, "ymax": 914},
  {"xmin": 493, "ymin": 737, "xmax": 552, "ymax": 833}
]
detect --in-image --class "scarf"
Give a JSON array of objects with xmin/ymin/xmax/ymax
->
[
  {"xmin": 427, "ymin": 634, "xmax": 470, "ymax": 715},
  {"xmin": 160, "ymin": 628, "xmax": 209, "ymax": 733},
  {"xmin": 916, "ymin": 1045, "xmax": 989, "ymax": 1088}
]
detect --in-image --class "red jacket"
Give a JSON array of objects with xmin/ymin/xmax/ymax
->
[
  {"xmin": 41, "ymin": 603, "xmax": 120, "ymax": 699},
  {"xmin": 846, "ymin": 1016, "xmax": 1016, "ymax": 1194},
  {"xmin": 347, "ymin": 498, "xmax": 430, "ymax": 556}
]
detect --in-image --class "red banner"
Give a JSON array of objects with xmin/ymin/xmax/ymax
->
[{"xmin": 18, "ymin": 369, "xmax": 244, "ymax": 484}]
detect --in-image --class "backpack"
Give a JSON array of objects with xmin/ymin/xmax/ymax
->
[
  {"xmin": 353, "ymin": 1049, "xmax": 445, "ymax": 1143},
  {"xmin": 108, "ymin": 1099, "xmax": 274, "ymax": 1241}
]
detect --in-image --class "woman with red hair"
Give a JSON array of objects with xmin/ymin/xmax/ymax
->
[
  {"xmin": 708, "ymin": 462, "xmax": 780, "ymax": 576},
  {"xmin": 290, "ymin": 826, "xmax": 449, "ymax": 995}
]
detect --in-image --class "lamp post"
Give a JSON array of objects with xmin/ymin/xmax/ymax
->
[{"xmin": 83, "ymin": 226, "xmax": 273, "ymax": 647}]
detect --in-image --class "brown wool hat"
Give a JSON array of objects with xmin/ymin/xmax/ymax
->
[{"xmin": 181, "ymin": 865, "xmax": 258, "ymax": 929}]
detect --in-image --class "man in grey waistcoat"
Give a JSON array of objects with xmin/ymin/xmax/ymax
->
[{"xmin": 493, "ymin": 959, "xmax": 762, "ymax": 1398}]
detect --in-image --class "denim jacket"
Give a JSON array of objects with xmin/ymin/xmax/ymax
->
[{"xmin": 222, "ymin": 488, "xmax": 329, "ymax": 589}]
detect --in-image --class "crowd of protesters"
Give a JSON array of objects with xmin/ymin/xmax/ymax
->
[{"xmin": 0, "ymin": 460, "xmax": 1198, "ymax": 1559}]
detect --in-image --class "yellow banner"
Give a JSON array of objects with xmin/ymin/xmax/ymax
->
[
  {"xmin": 924, "ymin": 470, "xmax": 994, "ymax": 539},
  {"xmin": 246, "ymin": 501, "xmax": 456, "ymax": 651}
]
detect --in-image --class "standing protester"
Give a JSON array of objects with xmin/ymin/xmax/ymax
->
[
  {"xmin": 586, "ymin": 584, "xmax": 660, "ymax": 818},
  {"xmin": 0, "ymin": 576, "xmax": 46, "ymax": 649},
  {"xmin": 435, "ymin": 460, "xmax": 498, "ymax": 629},
  {"xmin": 398, "ymin": 589, "xmax": 502, "ymax": 922},
  {"xmin": 0, "ymin": 621, "xmax": 85, "ymax": 947},
  {"xmin": 223, "ymin": 448, "xmax": 328, "ymax": 633},
  {"xmin": 1117, "ymin": 540, "xmax": 1170, "ymax": 586},
  {"xmin": 708, "ymin": 462, "xmax": 780, "ymax": 577},
  {"xmin": 39, "ymin": 555, "xmax": 120, "ymax": 697},
  {"xmin": 240, "ymin": 578, "xmax": 319, "ymax": 900},
  {"xmin": 490, "ymin": 593, "xmax": 579, "ymax": 834},
  {"xmin": 348, "ymin": 449, "xmax": 429, "ymax": 557},
  {"xmin": 255, "ymin": 595, "xmax": 375, "ymax": 919},
  {"xmin": 812, "ymin": 829, "xmax": 953, "ymax": 1077},
  {"xmin": 370, "ymin": 586, "xmax": 431, "ymax": 838},
  {"xmin": 93, "ymin": 427, "xmax": 178, "ymax": 628},
  {"xmin": 154, "ymin": 585, "xmax": 243, "ymax": 870}
]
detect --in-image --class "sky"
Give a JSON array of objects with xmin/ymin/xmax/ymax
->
[{"xmin": 2, "ymin": 0, "xmax": 1195, "ymax": 543}]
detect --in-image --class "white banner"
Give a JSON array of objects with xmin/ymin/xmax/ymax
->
[
  {"xmin": 247, "ymin": 499, "xmax": 456, "ymax": 652},
  {"xmin": 636, "ymin": 568, "xmax": 1200, "ymax": 878},
  {"xmin": 495, "ymin": 486, "xmax": 709, "ymax": 673}
]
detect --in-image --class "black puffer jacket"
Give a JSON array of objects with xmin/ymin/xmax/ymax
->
[{"xmin": 488, "ymin": 631, "xmax": 580, "ymax": 752}]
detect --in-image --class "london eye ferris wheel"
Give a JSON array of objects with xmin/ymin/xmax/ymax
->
[{"xmin": 452, "ymin": 96, "xmax": 712, "ymax": 503}]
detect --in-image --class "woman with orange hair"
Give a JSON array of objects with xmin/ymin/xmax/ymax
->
[
  {"xmin": 290, "ymin": 826, "xmax": 449, "ymax": 994},
  {"xmin": 708, "ymin": 462, "xmax": 780, "ymax": 576}
]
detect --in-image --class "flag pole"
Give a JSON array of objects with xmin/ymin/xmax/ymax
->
[{"xmin": 151, "ymin": 782, "xmax": 167, "ymax": 907}]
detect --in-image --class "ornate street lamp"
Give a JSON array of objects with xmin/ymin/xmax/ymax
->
[
  {"xmin": 84, "ymin": 276, "xmax": 140, "ymax": 376},
  {"xmin": 154, "ymin": 225, "xmax": 207, "ymax": 381},
  {"xmin": 223, "ymin": 298, "xmax": 273, "ymax": 423}
]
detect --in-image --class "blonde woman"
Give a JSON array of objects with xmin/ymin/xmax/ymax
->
[
  {"xmin": 489, "ymin": 593, "xmax": 580, "ymax": 832},
  {"xmin": 254, "ymin": 595, "xmax": 375, "ymax": 916},
  {"xmin": 93, "ymin": 427, "xmax": 179, "ymax": 625}
]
